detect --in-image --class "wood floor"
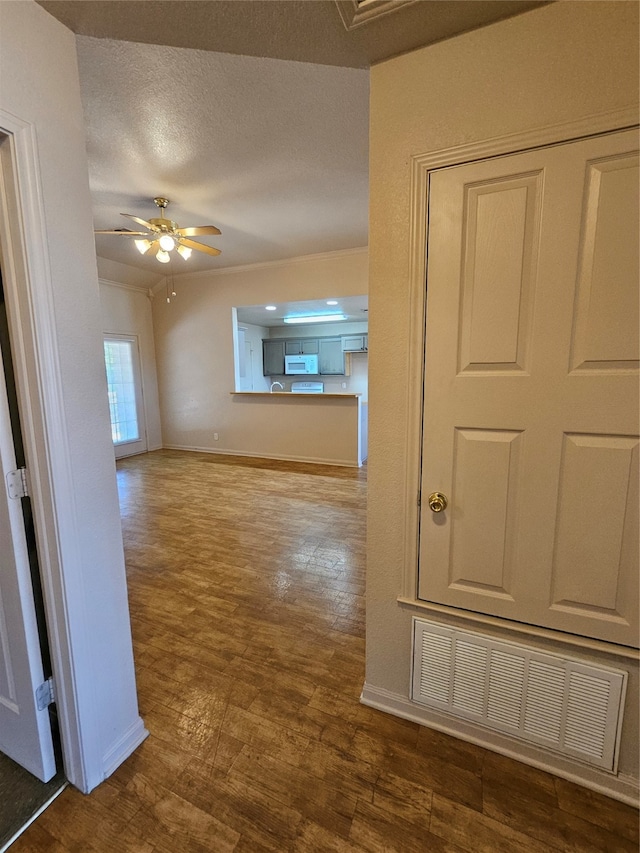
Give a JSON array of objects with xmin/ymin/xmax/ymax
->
[{"xmin": 12, "ymin": 450, "xmax": 639, "ymax": 852}]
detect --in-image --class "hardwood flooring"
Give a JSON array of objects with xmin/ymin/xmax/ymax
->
[{"xmin": 12, "ymin": 450, "xmax": 639, "ymax": 852}]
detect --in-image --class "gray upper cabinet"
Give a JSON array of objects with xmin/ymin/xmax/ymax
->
[
  {"xmin": 263, "ymin": 334, "xmax": 351, "ymax": 375},
  {"xmin": 263, "ymin": 340, "xmax": 285, "ymax": 375},
  {"xmin": 318, "ymin": 338, "xmax": 345, "ymax": 375},
  {"xmin": 284, "ymin": 339, "xmax": 319, "ymax": 355},
  {"xmin": 341, "ymin": 334, "xmax": 368, "ymax": 352}
]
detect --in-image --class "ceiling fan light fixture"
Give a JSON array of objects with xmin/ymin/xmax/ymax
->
[
  {"xmin": 159, "ymin": 234, "xmax": 176, "ymax": 252},
  {"xmin": 96, "ymin": 199, "xmax": 221, "ymax": 266},
  {"xmin": 134, "ymin": 238, "xmax": 152, "ymax": 254}
]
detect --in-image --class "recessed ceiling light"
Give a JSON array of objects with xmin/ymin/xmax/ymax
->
[
  {"xmin": 265, "ymin": 305, "xmax": 277, "ymax": 311},
  {"xmin": 326, "ymin": 300, "xmax": 338, "ymax": 306}
]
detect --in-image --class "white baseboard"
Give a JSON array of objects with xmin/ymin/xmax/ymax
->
[
  {"xmin": 360, "ymin": 683, "xmax": 640, "ymax": 808},
  {"xmin": 162, "ymin": 444, "xmax": 360, "ymax": 467},
  {"xmin": 100, "ymin": 717, "xmax": 149, "ymax": 789}
]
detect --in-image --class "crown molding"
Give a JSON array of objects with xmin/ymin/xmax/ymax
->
[
  {"xmin": 98, "ymin": 277, "xmax": 153, "ymax": 295},
  {"xmin": 149, "ymin": 245, "xmax": 369, "ymax": 295}
]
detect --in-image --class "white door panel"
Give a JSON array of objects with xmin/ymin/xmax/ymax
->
[
  {"xmin": 419, "ymin": 129, "xmax": 639, "ymax": 647},
  {"xmin": 0, "ymin": 343, "xmax": 56, "ymax": 781}
]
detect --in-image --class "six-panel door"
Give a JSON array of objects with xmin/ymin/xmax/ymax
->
[{"xmin": 419, "ymin": 129, "xmax": 639, "ymax": 647}]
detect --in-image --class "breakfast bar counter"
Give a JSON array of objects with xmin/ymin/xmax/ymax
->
[
  {"xmin": 230, "ymin": 392, "xmax": 362, "ymax": 398},
  {"xmin": 229, "ymin": 392, "xmax": 367, "ymax": 466}
]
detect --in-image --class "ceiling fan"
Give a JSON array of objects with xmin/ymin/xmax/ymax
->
[{"xmin": 95, "ymin": 197, "xmax": 221, "ymax": 263}]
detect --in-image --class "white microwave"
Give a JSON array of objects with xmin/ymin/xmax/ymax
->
[{"xmin": 284, "ymin": 354, "xmax": 319, "ymax": 375}]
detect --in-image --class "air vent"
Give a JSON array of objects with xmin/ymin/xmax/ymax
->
[
  {"xmin": 335, "ymin": 0, "xmax": 416, "ymax": 31},
  {"xmin": 412, "ymin": 619, "xmax": 626, "ymax": 772}
]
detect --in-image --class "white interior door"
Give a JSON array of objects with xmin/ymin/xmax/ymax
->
[
  {"xmin": 104, "ymin": 335, "xmax": 147, "ymax": 459},
  {"xmin": 0, "ymin": 342, "xmax": 56, "ymax": 781},
  {"xmin": 419, "ymin": 128, "xmax": 639, "ymax": 647}
]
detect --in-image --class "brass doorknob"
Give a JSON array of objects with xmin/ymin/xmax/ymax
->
[{"xmin": 428, "ymin": 492, "xmax": 448, "ymax": 513}]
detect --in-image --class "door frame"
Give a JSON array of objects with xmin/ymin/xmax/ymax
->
[
  {"xmin": 399, "ymin": 106, "xmax": 639, "ymax": 658},
  {"xmin": 0, "ymin": 110, "xmax": 102, "ymax": 792},
  {"xmin": 0, "ymin": 276, "xmax": 57, "ymax": 781}
]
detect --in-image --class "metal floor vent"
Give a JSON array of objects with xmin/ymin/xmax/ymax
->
[{"xmin": 411, "ymin": 619, "xmax": 626, "ymax": 772}]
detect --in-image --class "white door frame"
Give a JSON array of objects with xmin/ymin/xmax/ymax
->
[
  {"xmin": 0, "ymin": 110, "xmax": 102, "ymax": 792},
  {"xmin": 400, "ymin": 107, "xmax": 639, "ymax": 637}
]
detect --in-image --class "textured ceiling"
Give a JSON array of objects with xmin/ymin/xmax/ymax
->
[
  {"xmin": 77, "ymin": 37, "xmax": 369, "ymax": 274},
  {"xmin": 38, "ymin": 1, "xmax": 547, "ymax": 68},
  {"xmin": 38, "ymin": 0, "xmax": 547, "ymax": 276}
]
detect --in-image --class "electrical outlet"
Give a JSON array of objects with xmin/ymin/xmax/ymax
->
[
  {"xmin": 213, "ymin": 432, "xmax": 219, "ymax": 441},
  {"xmin": 341, "ymin": 382, "xmax": 347, "ymax": 389}
]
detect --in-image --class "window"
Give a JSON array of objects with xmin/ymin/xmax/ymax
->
[{"xmin": 104, "ymin": 338, "xmax": 139, "ymax": 444}]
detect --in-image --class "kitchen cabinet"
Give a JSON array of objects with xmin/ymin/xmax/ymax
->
[
  {"xmin": 318, "ymin": 337, "xmax": 345, "ymax": 375},
  {"xmin": 284, "ymin": 338, "xmax": 319, "ymax": 355},
  {"xmin": 341, "ymin": 334, "xmax": 368, "ymax": 352},
  {"xmin": 263, "ymin": 335, "xmax": 349, "ymax": 375},
  {"xmin": 262, "ymin": 340, "xmax": 285, "ymax": 375}
]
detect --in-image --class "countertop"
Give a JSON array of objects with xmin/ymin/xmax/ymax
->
[{"xmin": 230, "ymin": 392, "xmax": 362, "ymax": 398}]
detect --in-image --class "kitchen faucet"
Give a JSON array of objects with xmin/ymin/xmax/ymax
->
[{"xmin": 270, "ymin": 381, "xmax": 284, "ymax": 393}]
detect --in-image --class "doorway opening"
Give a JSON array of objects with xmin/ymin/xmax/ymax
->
[{"xmin": 0, "ymin": 267, "xmax": 65, "ymax": 850}]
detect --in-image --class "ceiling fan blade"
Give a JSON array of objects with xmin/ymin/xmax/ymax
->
[
  {"xmin": 145, "ymin": 240, "xmax": 160, "ymax": 255},
  {"xmin": 176, "ymin": 225, "xmax": 221, "ymax": 237},
  {"xmin": 121, "ymin": 213, "xmax": 159, "ymax": 231},
  {"xmin": 179, "ymin": 237, "xmax": 221, "ymax": 257},
  {"xmin": 94, "ymin": 228, "xmax": 150, "ymax": 235}
]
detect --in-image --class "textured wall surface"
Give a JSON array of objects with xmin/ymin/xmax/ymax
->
[
  {"xmin": 152, "ymin": 249, "xmax": 368, "ymax": 463},
  {"xmin": 367, "ymin": 0, "xmax": 639, "ymax": 785},
  {"xmin": 0, "ymin": 0, "xmax": 144, "ymax": 790}
]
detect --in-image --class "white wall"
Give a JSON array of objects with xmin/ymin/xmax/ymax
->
[
  {"xmin": 99, "ymin": 275, "xmax": 163, "ymax": 451},
  {"xmin": 235, "ymin": 322, "xmax": 270, "ymax": 392},
  {"xmin": 0, "ymin": 1, "xmax": 145, "ymax": 791},
  {"xmin": 153, "ymin": 248, "xmax": 368, "ymax": 461},
  {"xmin": 97, "ymin": 256, "xmax": 162, "ymax": 292},
  {"xmin": 367, "ymin": 1, "xmax": 639, "ymax": 798}
]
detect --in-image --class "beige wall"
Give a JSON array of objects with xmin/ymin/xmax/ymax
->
[
  {"xmin": 367, "ymin": 1, "xmax": 639, "ymax": 793},
  {"xmin": 153, "ymin": 248, "xmax": 367, "ymax": 462},
  {"xmin": 97, "ymin": 256, "xmax": 162, "ymax": 292},
  {"xmin": 0, "ymin": 0, "xmax": 144, "ymax": 790},
  {"xmin": 99, "ymin": 276, "xmax": 163, "ymax": 451}
]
